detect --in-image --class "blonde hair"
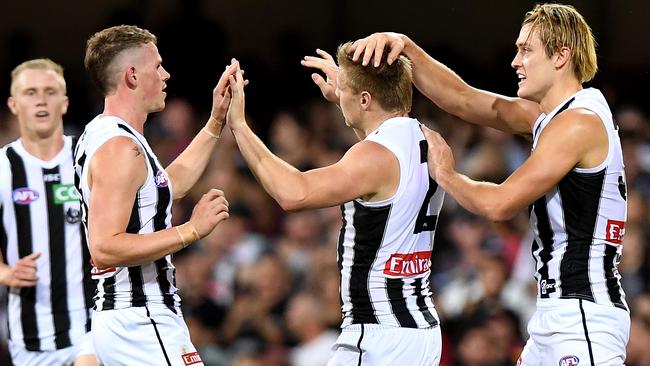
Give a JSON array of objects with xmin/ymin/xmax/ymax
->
[
  {"xmin": 10, "ymin": 58, "xmax": 66, "ymax": 96},
  {"xmin": 85, "ymin": 25, "xmax": 157, "ymax": 96},
  {"xmin": 523, "ymin": 3, "xmax": 598, "ymax": 83},
  {"xmin": 336, "ymin": 42, "xmax": 413, "ymax": 114}
]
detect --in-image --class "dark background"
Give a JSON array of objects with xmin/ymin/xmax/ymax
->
[{"xmin": 1, "ymin": 0, "xmax": 648, "ymax": 131}]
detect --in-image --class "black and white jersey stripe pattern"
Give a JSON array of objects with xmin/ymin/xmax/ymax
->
[
  {"xmin": 0, "ymin": 136, "xmax": 94, "ymax": 351},
  {"xmin": 73, "ymin": 115, "xmax": 180, "ymax": 313},
  {"xmin": 338, "ymin": 117, "xmax": 444, "ymax": 329},
  {"xmin": 529, "ymin": 88, "xmax": 628, "ymax": 311}
]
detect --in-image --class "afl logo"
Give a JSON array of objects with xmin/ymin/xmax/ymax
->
[
  {"xmin": 12, "ymin": 188, "xmax": 40, "ymax": 205},
  {"xmin": 155, "ymin": 171, "xmax": 169, "ymax": 188},
  {"xmin": 559, "ymin": 355, "xmax": 579, "ymax": 366}
]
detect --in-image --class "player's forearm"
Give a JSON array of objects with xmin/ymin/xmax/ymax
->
[
  {"xmin": 437, "ymin": 169, "xmax": 517, "ymax": 222},
  {"xmin": 90, "ymin": 224, "xmax": 193, "ymax": 269},
  {"xmin": 0, "ymin": 263, "xmax": 11, "ymax": 286},
  {"xmin": 231, "ymin": 123, "xmax": 307, "ymax": 211},
  {"xmin": 401, "ymin": 35, "xmax": 473, "ymax": 119},
  {"xmin": 166, "ymin": 118, "xmax": 223, "ymax": 199}
]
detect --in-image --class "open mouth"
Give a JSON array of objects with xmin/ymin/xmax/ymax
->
[{"xmin": 35, "ymin": 111, "xmax": 50, "ymax": 118}]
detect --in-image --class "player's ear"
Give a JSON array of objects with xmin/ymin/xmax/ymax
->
[
  {"xmin": 360, "ymin": 91, "xmax": 371, "ymax": 110},
  {"xmin": 61, "ymin": 96, "xmax": 69, "ymax": 115},
  {"xmin": 125, "ymin": 66, "xmax": 137, "ymax": 89},
  {"xmin": 7, "ymin": 96, "xmax": 17, "ymax": 115},
  {"xmin": 554, "ymin": 46, "xmax": 571, "ymax": 70}
]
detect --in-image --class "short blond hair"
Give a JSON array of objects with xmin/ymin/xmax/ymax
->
[
  {"xmin": 10, "ymin": 58, "xmax": 66, "ymax": 96},
  {"xmin": 336, "ymin": 42, "xmax": 413, "ymax": 114},
  {"xmin": 523, "ymin": 3, "xmax": 598, "ymax": 83}
]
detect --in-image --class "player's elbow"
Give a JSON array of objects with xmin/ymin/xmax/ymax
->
[
  {"xmin": 277, "ymin": 195, "xmax": 307, "ymax": 212},
  {"xmin": 484, "ymin": 201, "xmax": 517, "ymax": 222},
  {"xmin": 89, "ymin": 242, "xmax": 117, "ymax": 270}
]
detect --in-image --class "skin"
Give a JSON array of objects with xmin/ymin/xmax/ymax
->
[
  {"xmin": 349, "ymin": 26, "xmax": 608, "ymax": 221},
  {"xmin": 86, "ymin": 43, "xmax": 237, "ymax": 269},
  {"xmin": 226, "ymin": 53, "xmax": 401, "ymax": 212}
]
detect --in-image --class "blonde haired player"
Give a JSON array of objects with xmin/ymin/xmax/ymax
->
[{"xmin": 352, "ymin": 3, "xmax": 629, "ymax": 365}]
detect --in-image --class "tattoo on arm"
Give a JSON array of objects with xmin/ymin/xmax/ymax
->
[{"xmin": 132, "ymin": 145, "xmax": 143, "ymax": 157}]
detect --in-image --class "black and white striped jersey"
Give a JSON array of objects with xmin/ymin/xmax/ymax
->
[
  {"xmin": 74, "ymin": 115, "xmax": 180, "ymax": 313},
  {"xmin": 338, "ymin": 117, "xmax": 445, "ymax": 329},
  {"xmin": 529, "ymin": 88, "xmax": 628, "ymax": 311},
  {"xmin": 0, "ymin": 136, "xmax": 94, "ymax": 351}
]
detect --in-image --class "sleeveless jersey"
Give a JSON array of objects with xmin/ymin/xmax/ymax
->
[
  {"xmin": 529, "ymin": 88, "xmax": 628, "ymax": 310},
  {"xmin": 337, "ymin": 117, "xmax": 445, "ymax": 328},
  {"xmin": 73, "ymin": 115, "xmax": 180, "ymax": 313}
]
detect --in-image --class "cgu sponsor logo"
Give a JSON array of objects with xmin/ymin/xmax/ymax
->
[
  {"xmin": 12, "ymin": 188, "xmax": 39, "ymax": 205},
  {"xmin": 559, "ymin": 355, "xmax": 579, "ymax": 366},
  {"xmin": 155, "ymin": 170, "xmax": 169, "ymax": 188},
  {"xmin": 182, "ymin": 352, "xmax": 202, "ymax": 365},
  {"xmin": 53, "ymin": 184, "xmax": 81, "ymax": 204},
  {"xmin": 606, "ymin": 219, "xmax": 625, "ymax": 244},
  {"xmin": 384, "ymin": 251, "xmax": 432, "ymax": 276}
]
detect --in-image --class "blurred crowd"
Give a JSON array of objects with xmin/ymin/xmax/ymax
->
[{"xmin": 2, "ymin": 88, "xmax": 647, "ymax": 366}]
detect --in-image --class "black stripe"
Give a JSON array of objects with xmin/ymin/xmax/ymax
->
[
  {"xmin": 337, "ymin": 205, "xmax": 346, "ymax": 310},
  {"xmin": 386, "ymin": 278, "xmax": 417, "ymax": 327},
  {"xmin": 349, "ymin": 201, "xmax": 391, "ymax": 324},
  {"xmin": 419, "ymin": 139, "xmax": 427, "ymax": 163},
  {"xmin": 356, "ymin": 324, "xmax": 365, "ymax": 366},
  {"xmin": 558, "ymin": 170, "xmax": 605, "ymax": 301},
  {"xmin": 413, "ymin": 277, "xmax": 438, "ymax": 327},
  {"xmin": 101, "ymin": 276, "xmax": 116, "ymax": 310},
  {"xmin": 43, "ymin": 166, "xmax": 72, "ymax": 349},
  {"xmin": 603, "ymin": 244, "xmax": 626, "ymax": 310},
  {"xmin": 532, "ymin": 196, "xmax": 555, "ymax": 298},
  {"xmin": 149, "ymin": 156, "xmax": 176, "ymax": 314},
  {"xmin": 7, "ymin": 147, "xmax": 40, "ymax": 350},
  {"xmin": 128, "ymin": 267, "xmax": 147, "ymax": 307},
  {"xmin": 579, "ymin": 300, "xmax": 595, "ymax": 366},
  {"xmin": 0, "ymin": 205, "xmax": 7, "ymax": 261},
  {"xmin": 533, "ymin": 97, "xmax": 575, "ymax": 142},
  {"xmin": 146, "ymin": 307, "xmax": 172, "ymax": 366},
  {"xmin": 79, "ymin": 223, "xmax": 95, "ymax": 330}
]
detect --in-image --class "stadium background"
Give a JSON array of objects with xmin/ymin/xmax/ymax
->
[{"xmin": 1, "ymin": 0, "xmax": 649, "ymax": 365}]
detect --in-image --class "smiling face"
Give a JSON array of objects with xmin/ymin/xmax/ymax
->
[
  {"xmin": 7, "ymin": 68, "xmax": 68, "ymax": 140},
  {"xmin": 511, "ymin": 24, "xmax": 557, "ymax": 103}
]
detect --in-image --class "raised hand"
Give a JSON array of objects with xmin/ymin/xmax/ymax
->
[
  {"xmin": 207, "ymin": 59, "xmax": 240, "ymax": 134},
  {"xmin": 350, "ymin": 32, "xmax": 406, "ymax": 67},
  {"xmin": 301, "ymin": 49, "xmax": 340, "ymax": 104},
  {"xmin": 0, "ymin": 252, "xmax": 40, "ymax": 288},
  {"xmin": 188, "ymin": 188, "xmax": 230, "ymax": 238},
  {"xmin": 226, "ymin": 64, "xmax": 247, "ymax": 132}
]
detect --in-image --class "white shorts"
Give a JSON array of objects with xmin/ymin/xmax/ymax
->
[
  {"xmin": 327, "ymin": 323, "xmax": 441, "ymax": 366},
  {"xmin": 92, "ymin": 306, "xmax": 202, "ymax": 366},
  {"xmin": 517, "ymin": 298, "xmax": 630, "ymax": 366},
  {"xmin": 9, "ymin": 330, "xmax": 95, "ymax": 366}
]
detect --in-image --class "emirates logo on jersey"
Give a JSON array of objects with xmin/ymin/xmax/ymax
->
[
  {"xmin": 12, "ymin": 188, "xmax": 39, "ymax": 205},
  {"xmin": 155, "ymin": 170, "xmax": 169, "ymax": 188},
  {"xmin": 384, "ymin": 251, "xmax": 432, "ymax": 277},
  {"xmin": 182, "ymin": 352, "xmax": 202, "ymax": 365},
  {"xmin": 606, "ymin": 219, "xmax": 625, "ymax": 244}
]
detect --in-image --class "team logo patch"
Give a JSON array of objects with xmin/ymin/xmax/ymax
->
[
  {"xmin": 155, "ymin": 170, "xmax": 169, "ymax": 188},
  {"xmin": 12, "ymin": 188, "xmax": 39, "ymax": 205},
  {"xmin": 384, "ymin": 251, "xmax": 432, "ymax": 276},
  {"xmin": 53, "ymin": 183, "xmax": 80, "ymax": 204},
  {"xmin": 559, "ymin": 355, "xmax": 579, "ymax": 366},
  {"xmin": 606, "ymin": 219, "xmax": 625, "ymax": 244},
  {"xmin": 182, "ymin": 352, "xmax": 202, "ymax": 365},
  {"xmin": 65, "ymin": 207, "xmax": 81, "ymax": 224}
]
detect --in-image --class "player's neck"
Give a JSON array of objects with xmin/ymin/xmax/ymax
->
[
  {"xmin": 539, "ymin": 77, "xmax": 583, "ymax": 114},
  {"xmin": 359, "ymin": 110, "xmax": 408, "ymax": 139},
  {"xmin": 19, "ymin": 131, "xmax": 65, "ymax": 161},
  {"xmin": 103, "ymin": 94, "xmax": 148, "ymax": 134}
]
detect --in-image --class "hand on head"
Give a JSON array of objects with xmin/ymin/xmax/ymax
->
[
  {"xmin": 301, "ymin": 48, "xmax": 340, "ymax": 104},
  {"xmin": 349, "ymin": 32, "xmax": 405, "ymax": 67}
]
